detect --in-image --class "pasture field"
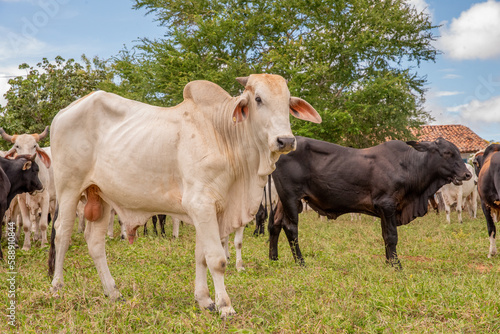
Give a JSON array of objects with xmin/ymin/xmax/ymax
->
[{"xmin": 1, "ymin": 210, "xmax": 499, "ymax": 333}]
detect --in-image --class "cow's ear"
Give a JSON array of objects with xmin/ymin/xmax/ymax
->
[
  {"xmin": 36, "ymin": 147, "xmax": 51, "ymax": 168},
  {"xmin": 232, "ymin": 96, "xmax": 249, "ymax": 123},
  {"xmin": 406, "ymin": 141, "xmax": 433, "ymax": 152},
  {"xmin": 22, "ymin": 161, "xmax": 32, "ymax": 170},
  {"xmin": 4, "ymin": 146, "xmax": 17, "ymax": 159},
  {"xmin": 290, "ymin": 97, "xmax": 322, "ymax": 124}
]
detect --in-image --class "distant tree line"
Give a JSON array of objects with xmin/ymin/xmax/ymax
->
[{"xmin": 0, "ymin": 0, "xmax": 438, "ymax": 150}]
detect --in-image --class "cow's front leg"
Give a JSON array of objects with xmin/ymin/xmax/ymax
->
[
  {"xmin": 18, "ymin": 195, "xmax": 32, "ymax": 251},
  {"xmin": 268, "ymin": 203, "xmax": 283, "ymax": 261},
  {"xmin": 187, "ymin": 197, "xmax": 235, "ymax": 319},
  {"xmin": 194, "ymin": 238, "xmax": 215, "ymax": 311},
  {"xmin": 234, "ymin": 226, "xmax": 245, "ymax": 271},
  {"xmin": 282, "ymin": 214, "xmax": 304, "ymax": 265},
  {"xmin": 380, "ymin": 212, "xmax": 401, "ymax": 269},
  {"xmin": 221, "ymin": 235, "xmax": 230, "ymax": 261},
  {"xmin": 84, "ymin": 201, "xmax": 121, "ymax": 301}
]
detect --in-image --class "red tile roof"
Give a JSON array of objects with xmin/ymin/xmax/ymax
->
[{"xmin": 412, "ymin": 125, "xmax": 489, "ymax": 153}]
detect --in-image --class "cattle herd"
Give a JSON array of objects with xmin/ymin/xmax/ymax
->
[{"xmin": 0, "ymin": 74, "xmax": 497, "ymax": 318}]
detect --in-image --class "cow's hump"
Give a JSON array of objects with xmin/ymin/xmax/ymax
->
[{"xmin": 183, "ymin": 80, "xmax": 231, "ymax": 106}]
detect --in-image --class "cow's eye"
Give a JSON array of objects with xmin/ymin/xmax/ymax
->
[{"xmin": 255, "ymin": 96, "xmax": 262, "ymax": 103}]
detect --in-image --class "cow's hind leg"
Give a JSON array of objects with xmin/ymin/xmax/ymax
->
[
  {"xmin": 482, "ymin": 203, "xmax": 497, "ymax": 258},
  {"xmin": 107, "ymin": 210, "xmax": 114, "ymax": 238},
  {"xmin": 84, "ymin": 200, "xmax": 121, "ymax": 300},
  {"xmin": 172, "ymin": 217, "xmax": 180, "ymax": 238},
  {"xmin": 253, "ymin": 203, "xmax": 267, "ymax": 236},
  {"xmin": 38, "ymin": 194, "xmax": 51, "ymax": 247},
  {"xmin": 158, "ymin": 214, "xmax": 166, "ymax": 237},
  {"xmin": 50, "ymin": 194, "xmax": 79, "ymax": 295},
  {"xmin": 457, "ymin": 189, "xmax": 464, "ymax": 224}
]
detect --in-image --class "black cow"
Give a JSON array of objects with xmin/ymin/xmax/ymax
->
[
  {"xmin": 269, "ymin": 136, "xmax": 471, "ymax": 268},
  {"xmin": 473, "ymin": 144, "xmax": 500, "ymax": 258},
  {"xmin": 0, "ymin": 154, "xmax": 44, "ymax": 258}
]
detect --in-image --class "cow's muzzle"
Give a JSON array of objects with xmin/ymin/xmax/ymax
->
[
  {"xmin": 451, "ymin": 171, "xmax": 472, "ymax": 186},
  {"xmin": 276, "ymin": 137, "xmax": 296, "ymax": 153}
]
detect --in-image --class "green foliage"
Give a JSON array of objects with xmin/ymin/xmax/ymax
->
[
  {"xmin": 105, "ymin": 0, "xmax": 438, "ymax": 146},
  {"xmin": 2, "ymin": 212, "xmax": 500, "ymax": 332},
  {"xmin": 0, "ymin": 55, "xmax": 110, "ymax": 149}
]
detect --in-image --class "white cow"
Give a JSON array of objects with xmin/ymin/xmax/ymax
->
[
  {"xmin": 437, "ymin": 163, "xmax": 478, "ymax": 224},
  {"xmin": 0, "ymin": 128, "xmax": 53, "ymax": 249},
  {"xmin": 48, "ymin": 74, "xmax": 321, "ymax": 318}
]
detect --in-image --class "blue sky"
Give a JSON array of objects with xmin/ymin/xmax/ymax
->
[{"xmin": 1, "ymin": 0, "xmax": 499, "ymax": 141}]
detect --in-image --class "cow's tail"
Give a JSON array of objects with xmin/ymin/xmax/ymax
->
[
  {"xmin": 267, "ymin": 175, "xmax": 274, "ymax": 239},
  {"xmin": 48, "ymin": 202, "xmax": 58, "ymax": 278}
]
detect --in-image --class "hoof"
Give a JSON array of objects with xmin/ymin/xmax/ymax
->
[
  {"xmin": 50, "ymin": 284, "xmax": 63, "ymax": 297},
  {"xmin": 106, "ymin": 288, "xmax": 123, "ymax": 302},
  {"xmin": 116, "ymin": 296, "xmax": 126, "ymax": 303},
  {"xmin": 205, "ymin": 303, "xmax": 216, "ymax": 312},
  {"xmin": 219, "ymin": 306, "xmax": 236, "ymax": 319}
]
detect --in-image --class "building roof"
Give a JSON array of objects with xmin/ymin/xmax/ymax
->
[{"xmin": 412, "ymin": 125, "xmax": 489, "ymax": 153}]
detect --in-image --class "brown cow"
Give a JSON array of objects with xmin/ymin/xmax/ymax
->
[{"xmin": 473, "ymin": 144, "xmax": 500, "ymax": 258}]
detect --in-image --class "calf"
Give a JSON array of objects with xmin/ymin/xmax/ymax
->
[
  {"xmin": 270, "ymin": 136, "xmax": 471, "ymax": 268},
  {"xmin": 0, "ymin": 154, "xmax": 43, "ymax": 258},
  {"xmin": 436, "ymin": 163, "xmax": 478, "ymax": 223},
  {"xmin": 473, "ymin": 144, "xmax": 500, "ymax": 258}
]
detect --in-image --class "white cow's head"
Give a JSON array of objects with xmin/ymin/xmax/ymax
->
[
  {"xmin": 232, "ymin": 74, "xmax": 321, "ymax": 154},
  {"xmin": 0, "ymin": 126, "xmax": 51, "ymax": 168}
]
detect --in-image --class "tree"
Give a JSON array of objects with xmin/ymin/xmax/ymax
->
[
  {"xmin": 0, "ymin": 55, "xmax": 110, "ymax": 149},
  {"xmin": 114, "ymin": 0, "xmax": 437, "ymax": 147}
]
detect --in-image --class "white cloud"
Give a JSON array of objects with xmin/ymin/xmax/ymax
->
[
  {"xmin": 443, "ymin": 74, "xmax": 461, "ymax": 79},
  {"xmin": 0, "ymin": 66, "xmax": 26, "ymax": 107},
  {"xmin": 435, "ymin": 91, "xmax": 464, "ymax": 97},
  {"xmin": 438, "ymin": 1, "xmax": 500, "ymax": 60},
  {"xmin": 0, "ymin": 26, "xmax": 47, "ymax": 62},
  {"xmin": 406, "ymin": 0, "xmax": 432, "ymax": 18},
  {"xmin": 451, "ymin": 95, "xmax": 500, "ymax": 122}
]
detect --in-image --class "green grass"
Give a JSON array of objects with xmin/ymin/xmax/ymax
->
[{"xmin": 1, "ymin": 210, "xmax": 499, "ymax": 333}]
